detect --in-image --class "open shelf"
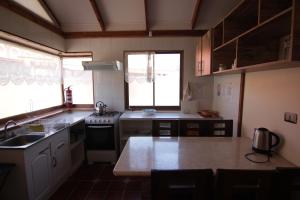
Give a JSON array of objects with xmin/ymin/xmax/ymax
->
[
  {"xmin": 213, "ymin": 41, "xmax": 236, "ymax": 73},
  {"xmin": 213, "ymin": 22, "xmax": 223, "ymax": 49},
  {"xmin": 260, "ymin": 0, "xmax": 293, "ymax": 23},
  {"xmin": 224, "ymin": 0, "xmax": 259, "ymax": 42},
  {"xmin": 212, "ymin": 0, "xmax": 298, "ymax": 75},
  {"xmin": 238, "ymin": 11, "xmax": 292, "ymax": 67}
]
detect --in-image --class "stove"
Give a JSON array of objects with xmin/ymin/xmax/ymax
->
[
  {"xmin": 85, "ymin": 111, "xmax": 120, "ymax": 125},
  {"xmin": 85, "ymin": 111, "xmax": 121, "ymax": 164}
]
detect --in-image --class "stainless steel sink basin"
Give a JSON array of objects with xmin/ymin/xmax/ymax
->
[{"xmin": 0, "ymin": 135, "xmax": 45, "ymax": 147}]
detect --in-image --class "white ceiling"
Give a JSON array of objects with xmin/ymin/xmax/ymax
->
[
  {"xmin": 195, "ymin": 0, "xmax": 241, "ymax": 29},
  {"xmin": 13, "ymin": 0, "xmax": 55, "ymax": 25},
  {"xmin": 23, "ymin": 0, "xmax": 242, "ymax": 32},
  {"xmin": 97, "ymin": 0, "xmax": 146, "ymax": 31},
  {"xmin": 45, "ymin": 0, "xmax": 100, "ymax": 32},
  {"xmin": 149, "ymin": 0, "xmax": 197, "ymax": 30}
]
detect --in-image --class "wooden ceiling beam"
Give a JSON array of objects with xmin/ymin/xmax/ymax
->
[
  {"xmin": 38, "ymin": 0, "xmax": 61, "ymax": 28},
  {"xmin": 64, "ymin": 30, "xmax": 207, "ymax": 39},
  {"xmin": 89, "ymin": 0, "xmax": 106, "ymax": 31},
  {"xmin": 144, "ymin": 0, "xmax": 150, "ymax": 31},
  {"xmin": 0, "ymin": 0, "xmax": 63, "ymax": 36},
  {"xmin": 191, "ymin": 0, "xmax": 203, "ymax": 29}
]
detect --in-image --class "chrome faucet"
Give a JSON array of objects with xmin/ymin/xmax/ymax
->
[{"xmin": 3, "ymin": 120, "xmax": 18, "ymax": 139}]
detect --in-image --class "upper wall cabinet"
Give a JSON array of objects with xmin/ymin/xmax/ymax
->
[
  {"xmin": 195, "ymin": 30, "xmax": 212, "ymax": 76},
  {"xmin": 212, "ymin": 0, "xmax": 300, "ymax": 74}
]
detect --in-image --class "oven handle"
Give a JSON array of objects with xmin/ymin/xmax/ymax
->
[{"xmin": 87, "ymin": 125, "xmax": 113, "ymax": 129}]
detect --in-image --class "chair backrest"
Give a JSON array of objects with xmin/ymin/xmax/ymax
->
[
  {"xmin": 151, "ymin": 169, "xmax": 213, "ymax": 200},
  {"xmin": 276, "ymin": 167, "xmax": 300, "ymax": 200},
  {"xmin": 215, "ymin": 169, "xmax": 275, "ymax": 200},
  {"xmin": 209, "ymin": 120, "xmax": 233, "ymax": 137}
]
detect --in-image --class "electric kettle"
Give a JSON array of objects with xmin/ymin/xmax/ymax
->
[{"xmin": 252, "ymin": 127, "xmax": 280, "ymax": 154}]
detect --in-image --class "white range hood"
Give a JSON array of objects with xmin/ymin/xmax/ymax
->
[{"xmin": 82, "ymin": 60, "xmax": 122, "ymax": 71}]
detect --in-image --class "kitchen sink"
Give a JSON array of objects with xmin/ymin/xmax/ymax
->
[{"xmin": 0, "ymin": 135, "xmax": 45, "ymax": 147}]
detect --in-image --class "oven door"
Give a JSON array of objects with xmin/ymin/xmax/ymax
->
[{"xmin": 85, "ymin": 124, "xmax": 115, "ymax": 150}]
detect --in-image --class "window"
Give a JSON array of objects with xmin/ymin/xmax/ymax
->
[
  {"xmin": 125, "ymin": 51, "xmax": 182, "ymax": 109},
  {"xmin": 62, "ymin": 56, "xmax": 93, "ymax": 105},
  {"xmin": 0, "ymin": 39, "xmax": 62, "ymax": 119}
]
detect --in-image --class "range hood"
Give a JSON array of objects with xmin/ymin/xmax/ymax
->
[{"xmin": 82, "ymin": 60, "xmax": 122, "ymax": 71}]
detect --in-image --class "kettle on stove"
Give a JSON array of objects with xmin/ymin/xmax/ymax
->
[{"xmin": 252, "ymin": 127, "xmax": 280, "ymax": 154}]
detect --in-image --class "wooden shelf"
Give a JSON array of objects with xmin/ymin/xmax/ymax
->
[
  {"xmin": 238, "ymin": 11, "xmax": 292, "ymax": 67},
  {"xmin": 213, "ymin": 41, "xmax": 237, "ymax": 72},
  {"xmin": 213, "ymin": 60, "xmax": 300, "ymax": 76},
  {"xmin": 224, "ymin": 0, "xmax": 259, "ymax": 42},
  {"xmin": 213, "ymin": 22, "xmax": 223, "ymax": 49},
  {"xmin": 260, "ymin": 0, "xmax": 293, "ymax": 23},
  {"xmin": 211, "ymin": 0, "xmax": 299, "ymax": 75},
  {"xmin": 214, "ymin": 7, "xmax": 292, "ymax": 52}
]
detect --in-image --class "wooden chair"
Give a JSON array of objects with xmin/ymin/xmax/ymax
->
[
  {"xmin": 151, "ymin": 169, "xmax": 214, "ymax": 200},
  {"xmin": 215, "ymin": 169, "xmax": 276, "ymax": 200},
  {"xmin": 275, "ymin": 167, "xmax": 300, "ymax": 200},
  {"xmin": 208, "ymin": 120, "xmax": 233, "ymax": 137}
]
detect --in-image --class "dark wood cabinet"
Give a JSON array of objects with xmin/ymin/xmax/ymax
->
[
  {"xmin": 180, "ymin": 120, "xmax": 233, "ymax": 137},
  {"xmin": 195, "ymin": 31, "xmax": 211, "ymax": 76},
  {"xmin": 179, "ymin": 120, "xmax": 210, "ymax": 136},
  {"xmin": 152, "ymin": 120, "xmax": 179, "ymax": 137},
  {"xmin": 195, "ymin": 38, "xmax": 202, "ymax": 76}
]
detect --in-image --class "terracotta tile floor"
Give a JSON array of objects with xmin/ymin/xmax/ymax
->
[{"xmin": 51, "ymin": 163, "xmax": 151, "ymax": 200}]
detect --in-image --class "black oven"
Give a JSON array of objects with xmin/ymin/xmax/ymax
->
[{"xmin": 85, "ymin": 124, "xmax": 115, "ymax": 150}]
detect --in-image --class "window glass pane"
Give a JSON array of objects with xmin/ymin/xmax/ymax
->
[
  {"xmin": 127, "ymin": 54, "xmax": 153, "ymax": 106},
  {"xmin": 0, "ymin": 40, "xmax": 62, "ymax": 119},
  {"xmin": 62, "ymin": 57, "xmax": 93, "ymax": 104},
  {"xmin": 154, "ymin": 54, "xmax": 180, "ymax": 106}
]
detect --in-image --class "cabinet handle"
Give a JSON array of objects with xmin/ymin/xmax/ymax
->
[
  {"xmin": 39, "ymin": 147, "xmax": 49, "ymax": 155},
  {"xmin": 57, "ymin": 142, "xmax": 65, "ymax": 149}
]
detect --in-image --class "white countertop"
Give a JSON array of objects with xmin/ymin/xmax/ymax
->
[
  {"xmin": 120, "ymin": 111, "xmax": 218, "ymax": 120},
  {"xmin": 43, "ymin": 110, "xmax": 93, "ymax": 126},
  {"xmin": 113, "ymin": 137, "xmax": 295, "ymax": 176}
]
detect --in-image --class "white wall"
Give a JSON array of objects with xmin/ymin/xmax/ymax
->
[
  {"xmin": 65, "ymin": 37, "xmax": 214, "ymax": 111},
  {"xmin": 242, "ymin": 68, "xmax": 300, "ymax": 166},
  {"xmin": 0, "ymin": 7, "xmax": 65, "ymax": 51},
  {"xmin": 213, "ymin": 74, "xmax": 241, "ymax": 137}
]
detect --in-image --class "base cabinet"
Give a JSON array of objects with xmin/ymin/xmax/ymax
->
[
  {"xmin": 0, "ymin": 128, "xmax": 70, "ymax": 200},
  {"xmin": 26, "ymin": 143, "xmax": 52, "ymax": 200},
  {"xmin": 51, "ymin": 129, "xmax": 70, "ymax": 187}
]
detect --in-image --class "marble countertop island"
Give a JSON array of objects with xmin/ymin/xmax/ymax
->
[{"xmin": 113, "ymin": 137, "xmax": 295, "ymax": 176}]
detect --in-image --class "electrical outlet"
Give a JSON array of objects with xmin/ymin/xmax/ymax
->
[{"xmin": 284, "ymin": 112, "xmax": 298, "ymax": 124}]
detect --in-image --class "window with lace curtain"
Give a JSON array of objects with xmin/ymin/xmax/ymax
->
[
  {"xmin": 125, "ymin": 51, "xmax": 182, "ymax": 109},
  {"xmin": 0, "ymin": 39, "xmax": 62, "ymax": 119},
  {"xmin": 62, "ymin": 57, "xmax": 93, "ymax": 104}
]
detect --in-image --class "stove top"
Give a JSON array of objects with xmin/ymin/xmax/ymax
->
[
  {"xmin": 85, "ymin": 111, "xmax": 120, "ymax": 124},
  {"xmin": 90, "ymin": 111, "xmax": 120, "ymax": 117}
]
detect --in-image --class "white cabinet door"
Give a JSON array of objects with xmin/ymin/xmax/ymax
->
[
  {"xmin": 30, "ymin": 145, "xmax": 52, "ymax": 200},
  {"xmin": 51, "ymin": 129, "xmax": 70, "ymax": 186}
]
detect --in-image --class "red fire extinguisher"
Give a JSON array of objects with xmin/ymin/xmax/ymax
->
[{"xmin": 65, "ymin": 86, "xmax": 73, "ymax": 109}]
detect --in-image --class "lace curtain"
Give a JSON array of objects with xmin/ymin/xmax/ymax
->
[
  {"xmin": 0, "ymin": 40, "xmax": 61, "ymax": 86},
  {"xmin": 62, "ymin": 57, "xmax": 93, "ymax": 104},
  {"xmin": 125, "ymin": 52, "xmax": 155, "ymax": 83}
]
